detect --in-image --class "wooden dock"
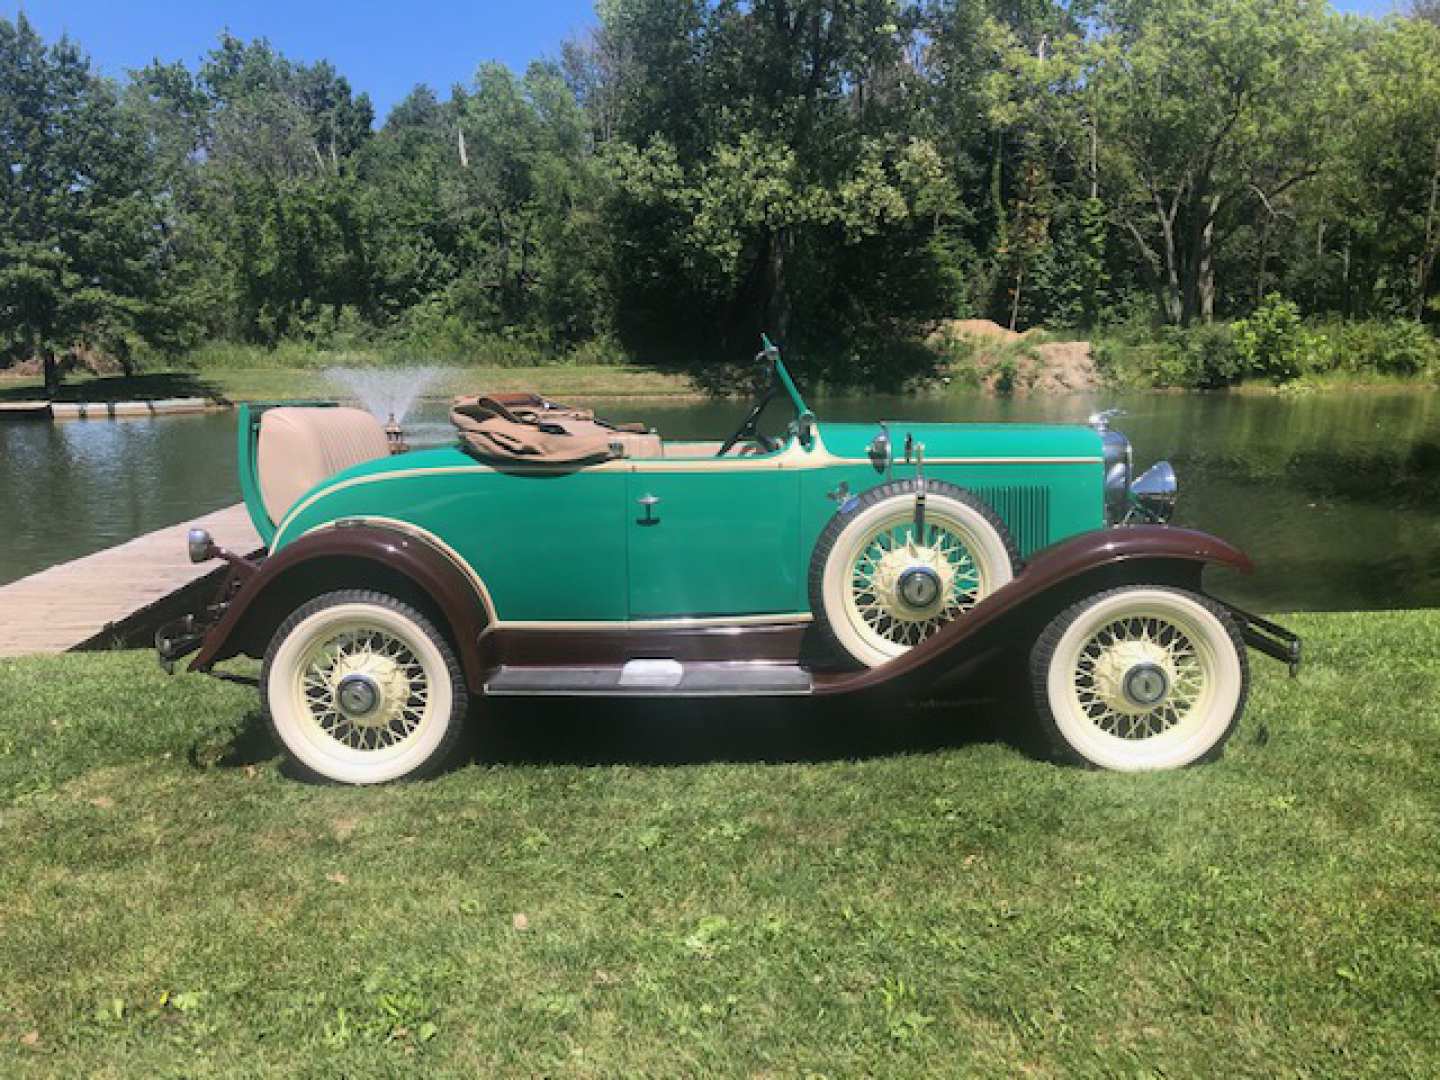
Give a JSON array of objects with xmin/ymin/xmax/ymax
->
[{"xmin": 0, "ymin": 504, "xmax": 261, "ymax": 657}]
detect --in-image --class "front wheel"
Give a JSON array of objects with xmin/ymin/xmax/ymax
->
[
  {"xmin": 261, "ymin": 590, "xmax": 468, "ymax": 784},
  {"xmin": 1029, "ymin": 586, "xmax": 1248, "ymax": 771}
]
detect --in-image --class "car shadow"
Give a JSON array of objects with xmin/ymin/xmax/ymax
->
[
  {"xmin": 198, "ymin": 691, "xmax": 1044, "ymax": 779},
  {"xmin": 465, "ymin": 693, "xmax": 1038, "ymax": 768}
]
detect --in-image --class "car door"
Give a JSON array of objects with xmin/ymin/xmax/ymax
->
[{"xmin": 626, "ymin": 462, "xmax": 802, "ymax": 619}]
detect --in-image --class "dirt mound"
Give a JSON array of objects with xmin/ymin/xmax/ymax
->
[
  {"xmin": 930, "ymin": 318, "xmax": 1025, "ymax": 345},
  {"xmin": 930, "ymin": 323, "xmax": 1100, "ymax": 394},
  {"xmin": 1028, "ymin": 341, "xmax": 1098, "ymax": 393}
]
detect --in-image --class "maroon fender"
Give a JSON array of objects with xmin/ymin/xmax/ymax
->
[
  {"xmin": 815, "ymin": 525, "xmax": 1253, "ymax": 700},
  {"xmin": 189, "ymin": 524, "xmax": 491, "ymax": 690}
]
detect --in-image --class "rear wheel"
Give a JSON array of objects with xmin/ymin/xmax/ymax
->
[
  {"xmin": 261, "ymin": 590, "xmax": 468, "ymax": 784},
  {"xmin": 1029, "ymin": 586, "xmax": 1248, "ymax": 770}
]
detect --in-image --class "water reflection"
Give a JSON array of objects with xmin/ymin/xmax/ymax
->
[{"xmin": 4, "ymin": 390, "xmax": 1439, "ymax": 612}]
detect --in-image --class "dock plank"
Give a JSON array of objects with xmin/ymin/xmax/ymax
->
[{"xmin": 0, "ymin": 504, "xmax": 261, "ymax": 657}]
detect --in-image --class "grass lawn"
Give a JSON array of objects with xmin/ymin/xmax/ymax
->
[
  {"xmin": 0, "ymin": 364, "xmax": 699, "ymax": 406},
  {"xmin": 0, "ymin": 610, "xmax": 1436, "ymax": 1075}
]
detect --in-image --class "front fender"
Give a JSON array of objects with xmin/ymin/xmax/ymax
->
[
  {"xmin": 188, "ymin": 523, "xmax": 493, "ymax": 690},
  {"xmin": 816, "ymin": 526, "xmax": 1252, "ymax": 700}
]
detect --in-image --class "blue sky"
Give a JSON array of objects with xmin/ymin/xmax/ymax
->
[{"xmin": 5, "ymin": 1, "xmax": 1407, "ymax": 123}]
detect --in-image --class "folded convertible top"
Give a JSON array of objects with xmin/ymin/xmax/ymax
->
[{"xmin": 451, "ymin": 394, "xmax": 661, "ymax": 464}]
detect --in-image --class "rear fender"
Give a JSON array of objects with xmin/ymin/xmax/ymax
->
[
  {"xmin": 189, "ymin": 522, "xmax": 493, "ymax": 691},
  {"xmin": 817, "ymin": 526, "xmax": 1253, "ymax": 700}
]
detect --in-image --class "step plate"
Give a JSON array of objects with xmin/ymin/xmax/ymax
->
[{"xmin": 485, "ymin": 661, "xmax": 813, "ymax": 698}]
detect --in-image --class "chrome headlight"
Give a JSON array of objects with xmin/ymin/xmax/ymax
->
[
  {"xmin": 1100, "ymin": 429, "xmax": 1133, "ymax": 523},
  {"xmin": 1131, "ymin": 461, "xmax": 1179, "ymax": 523}
]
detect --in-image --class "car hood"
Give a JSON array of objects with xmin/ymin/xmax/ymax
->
[{"xmin": 816, "ymin": 421, "xmax": 1103, "ymax": 461}]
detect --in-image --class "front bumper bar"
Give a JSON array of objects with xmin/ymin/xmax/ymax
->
[{"xmin": 1220, "ymin": 602, "xmax": 1302, "ymax": 677}]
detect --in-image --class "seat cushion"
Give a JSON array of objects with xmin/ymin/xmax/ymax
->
[{"xmin": 257, "ymin": 407, "xmax": 390, "ymax": 524}]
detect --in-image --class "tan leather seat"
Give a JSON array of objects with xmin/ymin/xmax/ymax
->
[{"xmin": 258, "ymin": 406, "xmax": 390, "ymax": 524}]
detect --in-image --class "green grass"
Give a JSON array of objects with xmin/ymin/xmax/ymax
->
[
  {"xmin": 0, "ymin": 363, "xmax": 699, "ymax": 406},
  {"xmin": 0, "ymin": 610, "xmax": 1437, "ymax": 1075}
]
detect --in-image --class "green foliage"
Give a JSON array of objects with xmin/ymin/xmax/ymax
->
[
  {"xmin": 0, "ymin": 16, "xmax": 179, "ymax": 384},
  {"xmin": 1095, "ymin": 314, "xmax": 1437, "ymax": 388},
  {"xmin": 1233, "ymin": 294, "xmax": 1325, "ymax": 382}
]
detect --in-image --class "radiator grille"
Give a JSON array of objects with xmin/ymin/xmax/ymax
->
[{"xmin": 971, "ymin": 485, "xmax": 1051, "ymax": 558}]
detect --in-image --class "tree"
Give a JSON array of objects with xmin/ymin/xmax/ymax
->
[
  {"xmin": 588, "ymin": 0, "xmax": 970, "ymax": 378},
  {"xmin": 1333, "ymin": 16, "xmax": 1440, "ymax": 320},
  {"xmin": 1085, "ymin": 0, "xmax": 1341, "ymax": 325},
  {"xmin": 0, "ymin": 15, "xmax": 170, "ymax": 390}
]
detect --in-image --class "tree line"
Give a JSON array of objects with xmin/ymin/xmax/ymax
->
[{"xmin": 2, "ymin": 1, "xmax": 1439, "ymax": 390}]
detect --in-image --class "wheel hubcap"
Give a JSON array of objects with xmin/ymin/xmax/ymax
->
[
  {"xmin": 336, "ymin": 673, "xmax": 381, "ymax": 718},
  {"xmin": 1074, "ymin": 616, "xmax": 1205, "ymax": 739},
  {"xmin": 1122, "ymin": 661, "xmax": 1170, "ymax": 708},
  {"xmin": 850, "ymin": 521, "xmax": 984, "ymax": 648},
  {"xmin": 896, "ymin": 564, "xmax": 944, "ymax": 612},
  {"xmin": 300, "ymin": 627, "xmax": 431, "ymax": 749}
]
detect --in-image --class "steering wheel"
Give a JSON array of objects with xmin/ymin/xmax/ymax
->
[{"xmin": 716, "ymin": 384, "xmax": 781, "ymax": 457}]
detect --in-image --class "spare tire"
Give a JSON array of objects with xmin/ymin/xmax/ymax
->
[{"xmin": 809, "ymin": 480, "xmax": 1018, "ymax": 668}]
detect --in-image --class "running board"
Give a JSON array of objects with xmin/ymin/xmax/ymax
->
[{"xmin": 484, "ymin": 659, "xmax": 813, "ymax": 698}]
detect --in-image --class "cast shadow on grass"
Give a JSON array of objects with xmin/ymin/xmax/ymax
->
[
  {"xmin": 0, "ymin": 371, "xmax": 228, "ymax": 404},
  {"xmin": 465, "ymin": 692, "xmax": 1036, "ymax": 769},
  {"xmin": 195, "ymin": 686, "xmax": 1042, "ymax": 779}
]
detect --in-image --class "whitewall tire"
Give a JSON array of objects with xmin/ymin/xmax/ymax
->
[
  {"xmin": 1029, "ymin": 586, "xmax": 1248, "ymax": 771},
  {"xmin": 261, "ymin": 590, "xmax": 468, "ymax": 784},
  {"xmin": 810, "ymin": 480, "xmax": 1018, "ymax": 668}
]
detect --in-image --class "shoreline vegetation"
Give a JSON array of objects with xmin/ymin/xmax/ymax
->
[
  {"xmin": 3, "ymin": 305, "xmax": 1438, "ymax": 406},
  {"xmin": 0, "ymin": 609, "xmax": 1436, "ymax": 1074}
]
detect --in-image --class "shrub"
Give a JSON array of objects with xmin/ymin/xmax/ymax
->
[
  {"xmin": 1232, "ymin": 294, "xmax": 1324, "ymax": 382},
  {"xmin": 1313, "ymin": 318, "xmax": 1440, "ymax": 377}
]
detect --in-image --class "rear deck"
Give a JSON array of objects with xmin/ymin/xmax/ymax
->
[{"xmin": 0, "ymin": 504, "xmax": 260, "ymax": 658}]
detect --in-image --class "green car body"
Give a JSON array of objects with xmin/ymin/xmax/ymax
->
[{"xmin": 237, "ymin": 369, "xmax": 1107, "ymax": 627}]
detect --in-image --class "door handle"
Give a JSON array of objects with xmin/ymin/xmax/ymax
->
[{"xmin": 636, "ymin": 493, "xmax": 660, "ymax": 526}]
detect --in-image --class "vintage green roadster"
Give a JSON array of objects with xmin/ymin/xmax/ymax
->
[{"xmin": 158, "ymin": 341, "xmax": 1298, "ymax": 783}]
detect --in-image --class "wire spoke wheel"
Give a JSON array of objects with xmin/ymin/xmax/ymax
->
[
  {"xmin": 298, "ymin": 624, "xmax": 431, "ymax": 753},
  {"xmin": 1071, "ymin": 614, "xmax": 1206, "ymax": 740},
  {"xmin": 1031, "ymin": 587, "xmax": 1248, "ymax": 771},
  {"xmin": 847, "ymin": 516, "xmax": 988, "ymax": 650},
  {"xmin": 263, "ymin": 591, "xmax": 467, "ymax": 784},
  {"xmin": 812, "ymin": 481, "xmax": 1017, "ymax": 668}
]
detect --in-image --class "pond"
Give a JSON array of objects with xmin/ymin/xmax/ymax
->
[{"xmin": 3, "ymin": 388, "xmax": 1439, "ymax": 613}]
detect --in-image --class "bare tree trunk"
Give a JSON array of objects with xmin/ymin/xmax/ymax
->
[
  {"xmin": 763, "ymin": 229, "xmax": 791, "ymax": 342},
  {"xmin": 42, "ymin": 348, "xmax": 59, "ymax": 397},
  {"xmin": 1088, "ymin": 121, "xmax": 1099, "ymax": 201},
  {"xmin": 1009, "ymin": 265, "xmax": 1024, "ymax": 331},
  {"xmin": 1153, "ymin": 195, "xmax": 1184, "ymax": 325},
  {"xmin": 1198, "ymin": 204, "xmax": 1217, "ymax": 322}
]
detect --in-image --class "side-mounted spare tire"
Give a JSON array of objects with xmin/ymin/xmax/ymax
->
[{"xmin": 809, "ymin": 480, "xmax": 1019, "ymax": 668}]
